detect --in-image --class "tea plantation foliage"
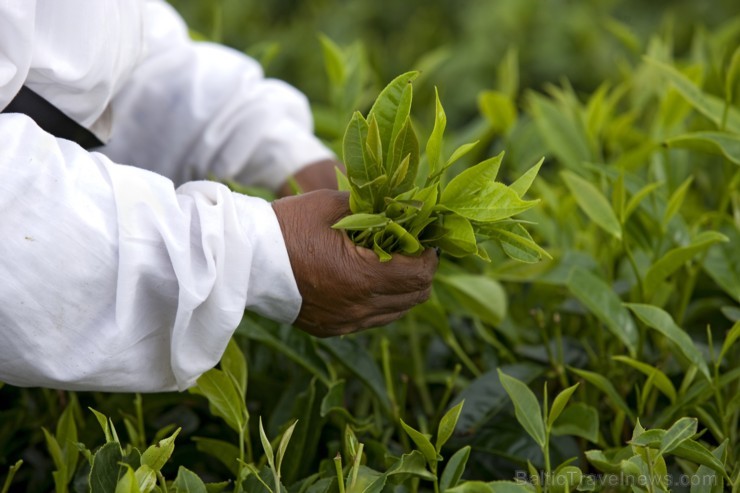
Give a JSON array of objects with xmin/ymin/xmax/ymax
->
[{"xmin": 1, "ymin": 1, "xmax": 739, "ymax": 492}]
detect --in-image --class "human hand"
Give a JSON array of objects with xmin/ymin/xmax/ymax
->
[
  {"xmin": 272, "ymin": 190, "xmax": 438, "ymax": 337},
  {"xmin": 277, "ymin": 159, "xmax": 345, "ymax": 197}
]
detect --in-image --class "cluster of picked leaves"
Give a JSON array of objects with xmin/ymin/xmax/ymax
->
[{"xmin": 332, "ymin": 71, "xmax": 549, "ymax": 262}]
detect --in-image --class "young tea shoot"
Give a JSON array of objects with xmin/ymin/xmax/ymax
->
[{"xmin": 332, "ymin": 71, "xmax": 549, "ymax": 263}]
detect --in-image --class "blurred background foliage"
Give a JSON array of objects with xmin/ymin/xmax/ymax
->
[
  {"xmin": 170, "ymin": 0, "xmax": 738, "ymax": 126},
  {"xmin": 2, "ymin": 1, "xmax": 739, "ymax": 491}
]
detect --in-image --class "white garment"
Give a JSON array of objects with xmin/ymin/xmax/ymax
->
[{"xmin": 0, "ymin": 1, "xmax": 333, "ymax": 391}]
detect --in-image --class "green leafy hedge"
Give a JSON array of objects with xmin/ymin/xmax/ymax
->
[{"xmin": 2, "ymin": 1, "xmax": 739, "ymax": 492}]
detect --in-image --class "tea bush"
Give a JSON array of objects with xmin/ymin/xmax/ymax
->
[{"xmin": 1, "ymin": 1, "xmax": 739, "ymax": 492}]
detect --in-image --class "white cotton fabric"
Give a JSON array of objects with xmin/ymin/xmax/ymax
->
[{"xmin": 0, "ymin": 0, "xmax": 333, "ymax": 391}]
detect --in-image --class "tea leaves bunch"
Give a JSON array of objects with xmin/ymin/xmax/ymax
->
[{"xmin": 332, "ymin": 71, "xmax": 549, "ymax": 263}]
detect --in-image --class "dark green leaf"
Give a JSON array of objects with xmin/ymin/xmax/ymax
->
[
  {"xmin": 612, "ymin": 356, "xmax": 676, "ymax": 403},
  {"xmin": 690, "ymin": 440, "xmax": 727, "ymax": 493},
  {"xmin": 89, "ymin": 442, "xmax": 124, "ymax": 493},
  {"xmin": 437, "ymin": 274, "xmax": 507, "ymax": 326},
  {"xmin": 173, "ymin": 466, "xmax": 208, "ymax": 493},
  {"xmin": 659, "ymin": 417, "xmax": 697, "ymax": 455},
  {"xmin": 319, "ymin": 338, "xmax": 392, "ymax": 414},
  {"xmin": 568, "ymin": 368, "xmax": 633, "ymax": 419},
  {"xmin": 452, "ymin": 364, "xmax": 543, "ymax": 433},
  {"xmin": 439, "ymin": 446, "xmax": 471, "ymax": 491},
  {"xmin": 497, "ymin": 369, "xmax": 546, "ymax": 448},
  {"xmin": 625, "ymin": 304, "xmax": 711, "ymax": 381},
  {"xmin": 193, "ymin": 437, "xmax": 241, "ymax": 477},
  {"xmin": 567, "ymin": 267, "xmax": 638, "ymax": 355},
  {"xmin": 551, "ymin": 403, "xmax": 600, "ymax": 443}
]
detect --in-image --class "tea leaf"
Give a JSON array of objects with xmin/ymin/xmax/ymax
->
[
  {"xmin": 400, "ymin": 419, "xmax": 440, "ymax": 464},
  {"xmin": 436, "ymin": 400, "xmax": 465, "ymax": 452},
  {"xmin": 529, "ymin": 93, "xmax": 592, "ymax": 170},
  {"xmin": 441, "ymin": 179, "xmax": 538, "ymax": 223},
  {"xmin": 662, "ymin": 176, "xmax": 694, "ymax": 229},
  {"xmin": 497, "ymin": 369, "xmax": 546, "ymax": 448},
  {"xmin": 114, "ymin": 466, "xmax": 140, "ymax": 493},
  {"xmin": 173, "ymin": 466, "xmax": 208, "ymax": 493},
  {"xmin": 368, "ymin": 71, "xmax": 419, "ymax": 161},
  {"xmin": 193, "ymin": 369, "xmax": 245, "ymax": 433},
  {"xmin": 438, "ymin": 274, "xmax": 507, "ymax": 326},
  {"xmin": 42, "ymin": 428, "xmax": 66, "ymax": 481},
  {"xmin": 90, "ymin": 442, "xmax": 124, "ymax": 493},
  {"xmin": 485, "ymin": 223, "xmax": 551, "ymax": 263},
  {"xmin": 612, "ymin": 356, "xmax": 677, "ymax": 403},
  {"xmin": 719, "ymin": 321, "xmax": 740, "ymax": 364},
  {"xmin": 646, "ymin": 57, "xmax": 740, "ymax": 133},
  {"xmin": 625, "ymin": 304, "xmax": 711, "ymax": 381},
  {"xmin": 332, "ymin": 213, "xmax": 389, "ymax": 230},
  {"xmin": 643, "ymin": 231, "xmax": 728, "ymax": 297},
  {"xmin": 659, "ymin": 417, "xmax": 697, "ymax": 455},
  {"xmin": 547, "ymin": 383, "xmax": 579, "ymax": 428},
  {"xmin": 275, "ymin": 420, "xmax": 298, "ymax": 477},
  {"xmin": 690, "ymin": 440, "xmax": 727, "ymax": 493},
  {"xmin": 439, "ymin": 446, "xmax": 471, "ymax": 491},
  {"xmin": 445, "ymin": 141, "xmax": 479, "ymax": 168},
  {"xmin": 568, "ymin": 367, "xmax": 633, "ymax": 419},
  {"xmin": 726, "ymin": 46, "xmax": 740, "ymax": 104},
  {"xmin": 89, "ymin": 408, "xmax": 114, "ymax": 443},
  {"xmin": 193, "ymin": 437, "xmax": 240, "ymax": 476},
  {"xmin": 364, "ymin": 451, "xmax": 436, "ymax": 493},
  {"xmin": 426, "ymin": 88, "xmax": 447, "ymax": 176},
  {"xmin": 551, "ymin": 402, "xmax": 600, "ymax": 443},
  {"xmin": 430, "ymin": 213, "xmax": 478, "ymax": 257},
  {"xmin": 566, "ymin": 267, "xmax": 638, "ymax": 355},
  {"xmin": 665, "ymin": 132, "xmax": 740, "ymax": 165},
  {"xmin": 221, "ymin": 337, "xmax": 247, "ymax": 398},
  {"xmin": 258, "ymin": 417, "xmax": 275, "ymax": 470},
  {"xmin": 388, "ymin": 119, "xmax": 419, "ymax": 193},
  {"xmin": 388, "ymin": 83, "xmax": 414, "ymax": 166},
  {"xmin": 56, "ymin": 402, "xmax": 79, "ymax": 482},
  {"xmin": 365, "ymin": 114, "xmax": 384, "ymax": 171},
  {"xmin": 561, "ymin": 171, "xmax": 621, "ymax": 239},
  {"xmin": 141, "ymin": 428, "xmax": 180, "ymax": 473},
  {"xmin": 510, "ymin": 157, "xmax": 545, "ymax": 197},
  {"xmin": 624, "ymin": 181, "xmax": 663, "ymax": 221},
  {"xmin": 478, "ymin": 90, "xmax": 517, "ymax": 134},
  {"xmin": 318, "ymin": 34, "xmax": 345, "ymax": 88}
]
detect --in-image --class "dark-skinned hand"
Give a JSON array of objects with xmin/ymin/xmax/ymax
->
[{"xmin": 272, "ymin": 190, "xmax": 438, "ymax": 337}]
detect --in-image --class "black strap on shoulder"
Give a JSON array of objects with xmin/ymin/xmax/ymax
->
[{"xmin": 2, "ymin": 86, "xmax": 104, "ymax": 150}]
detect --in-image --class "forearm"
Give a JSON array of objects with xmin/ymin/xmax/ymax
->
[{"xmin": 0, "ymin": 114, "xmax": 300, "ymax": 392}]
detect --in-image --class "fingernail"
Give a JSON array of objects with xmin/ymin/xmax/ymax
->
[{"xmin": 434, "ymin": 247, "xmax": 441, "ymax": 258}]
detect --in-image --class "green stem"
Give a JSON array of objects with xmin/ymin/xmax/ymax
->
[
  {"xmin": 334, "ymin": 454, "xmax": 346, "ymax": 493},
  {"xmin": 407, "ymin": 316, "xmax": 435, "ymax": 416}
]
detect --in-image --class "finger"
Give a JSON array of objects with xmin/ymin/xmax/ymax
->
[
  {"xmin": 354, "ymin": 247, "xmax": 438, "ymax": 294},
  {"xmin": 361, "ymin": 286, "xmax": 433, "ymax": 314}
]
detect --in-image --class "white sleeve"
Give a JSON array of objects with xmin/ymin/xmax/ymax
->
[
  {"xmin": 99, "ymin": 0, "xmax": 335, "ymax": 190},
  {"xmin": 0, "ymin": 114, "xmax": 302, "ymax": 392}
]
